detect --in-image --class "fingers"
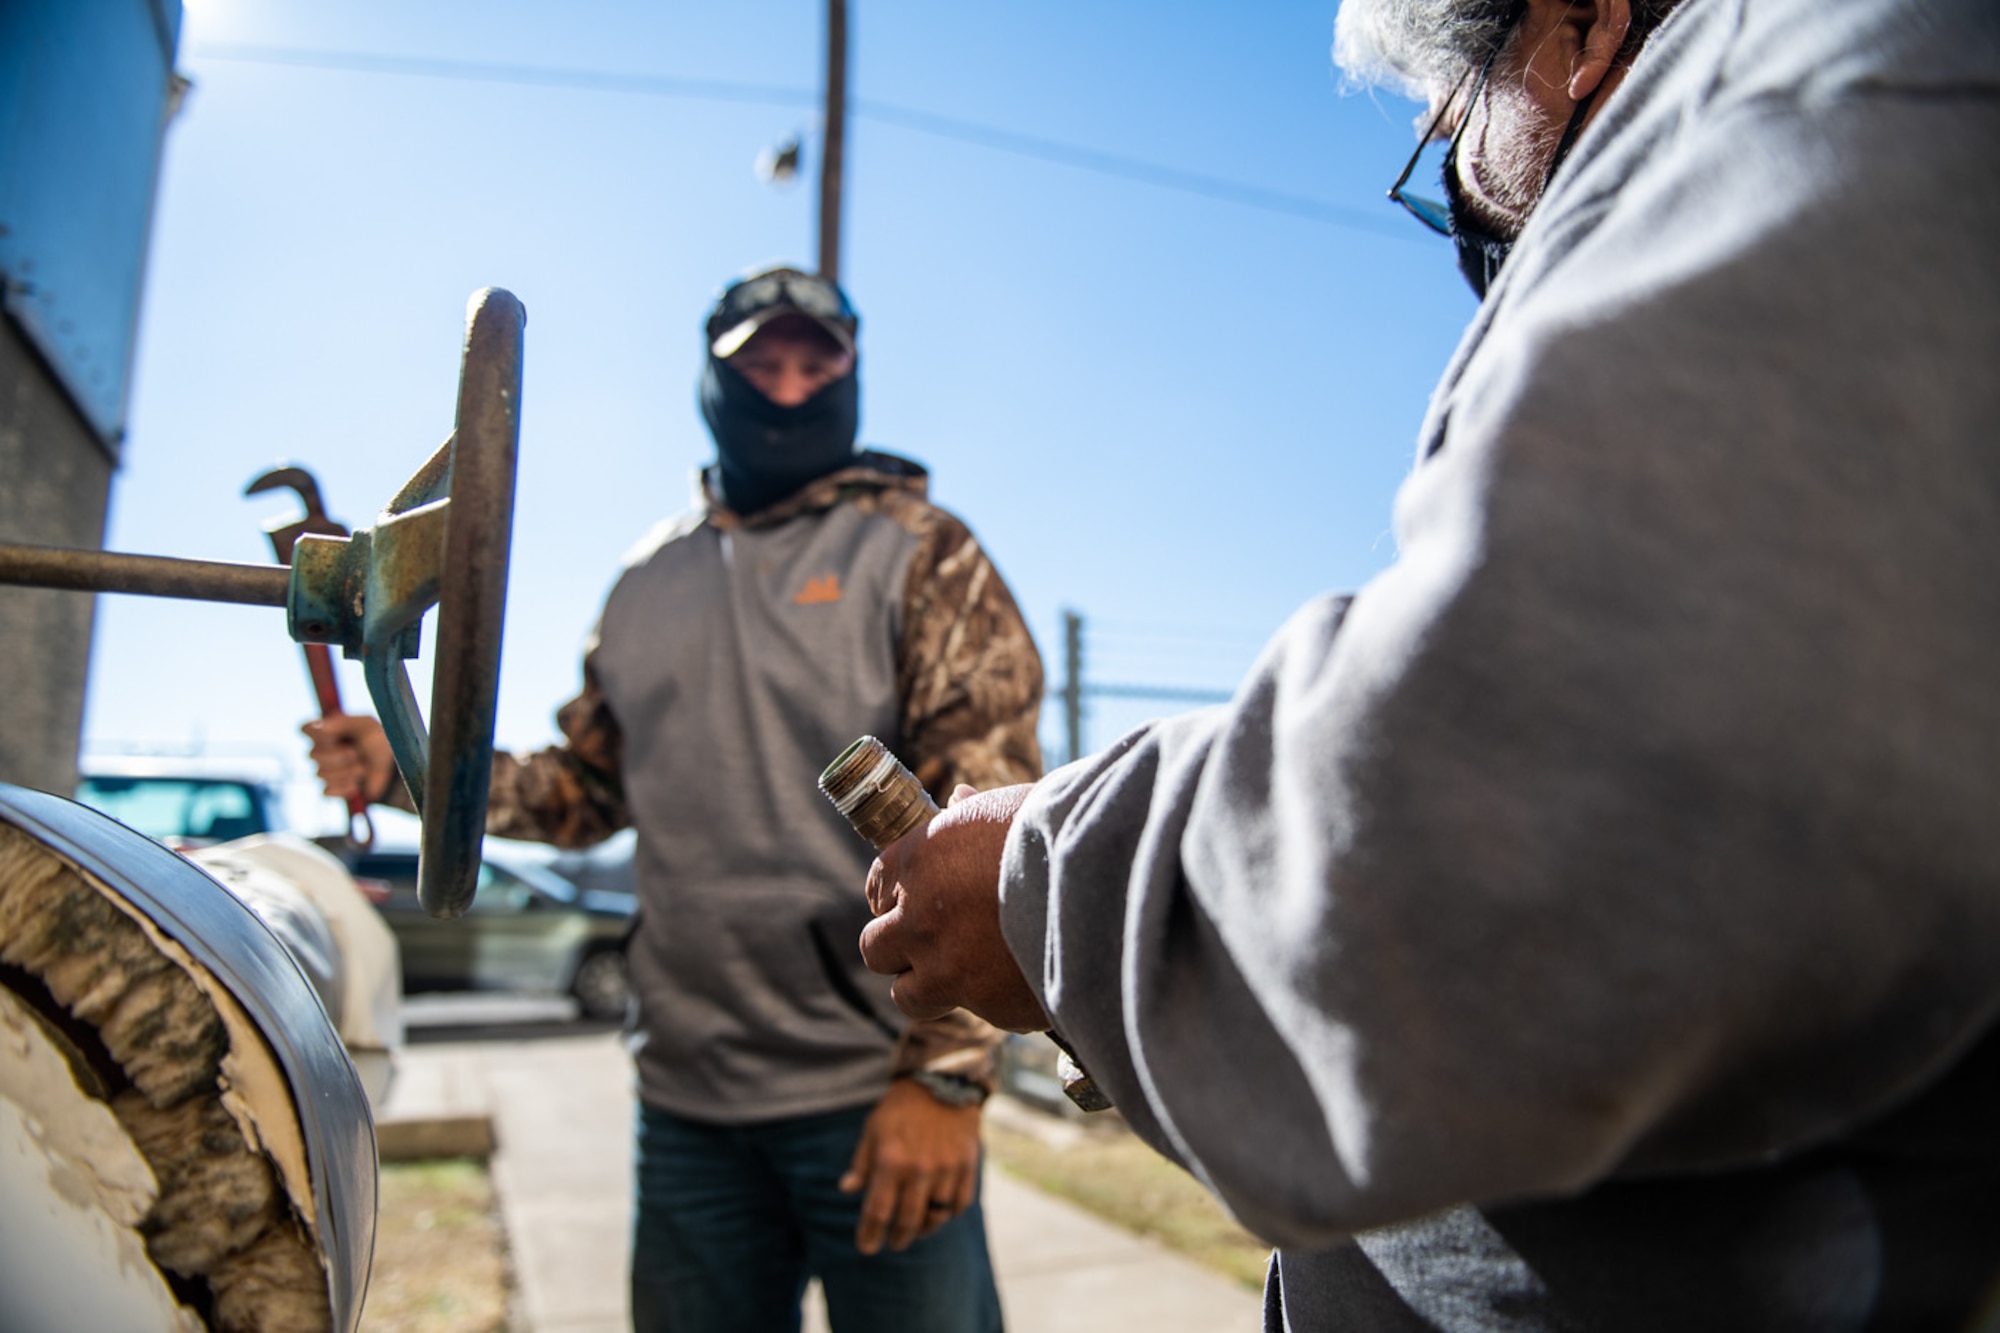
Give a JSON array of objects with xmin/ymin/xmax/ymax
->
[
  {"xmin": 857, "ymin": 912, "xmax": 958, "ymax": 1022},
  {"xmin": 839, "ymin": 1126, "xmax": 875, "ymax": 1197},
  {"xmin": 888, "ymin": 1164, "xmax": 936, "ymax": 1253},
  {"xmin": 947, "ymin": 783, "xmax": 978, "ymax": 808},
  {"xmin": 857, "ymin": 908, "xmax": 910, "ymax": 977},
  {"xmin": 865, "ymin": 853, "xmax": 895, "ymax": 917},
  {"xmin": 886, "ymin": 966, "xmax": 958, "ymax": 1024},
  {"xmin": 306, "ymin": 739, "xmax": 370, "ymax": 801},
  {"xmin": 302, "ymin": 712, "xmax": 391, "ymax": 802},
  {"xmin": 862, "ymin": 906, "xmax": 1048, "ymax": 1029},
  {"xmin": 854, "ymin": 1153, "xmax": 958, "ymax": 1255},
  {"xmin": 849, "ymin": 1082, "xmax": 986, "ymax": 1254},
  {"xmin": 948, "ymin": 1157, "xmax": 978, "ymax": 1218},
  {"xmin": 918, "ymin": 1160, "xmax": 976, "ymax": 1241},
  {"xmin": 304, "ymin": 711, "xmax": 376, "ymax": 748},
  {"xmin": 858, "ymin": 782, "xmax": 1054, "ymax": 1028},
  {"xmin": 846, "ymin": 1117, "xmax": 930, "ymax": 1255},
  {"xmin": 903, "ymin": 1159, "xmax": 974, "ymax": 1244},
  {"xmin": 853, "ymin": 1154, "xmax": 899, "ymax": 1255}
]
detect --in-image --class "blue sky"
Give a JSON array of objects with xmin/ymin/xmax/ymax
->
[{"xmin": 84, "ymin": 0, "xmax": 1475, "ymax": 832}]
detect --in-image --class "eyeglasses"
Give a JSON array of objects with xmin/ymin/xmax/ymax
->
[{"xmin": 1386, "ymin": 40, "xmax": 1507, "ymax": 236}]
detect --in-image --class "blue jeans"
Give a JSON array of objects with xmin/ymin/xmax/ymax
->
[{"xmin": 631, "ymin": 1100, "xmax": 1005, "ymax": 1333}]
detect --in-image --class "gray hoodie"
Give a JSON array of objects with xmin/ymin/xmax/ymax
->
[
  {"xmin": 576, "ymin": 456, "xmax": 1040, "ymax": 1121},
  {"xmin": 998, "ymin": 0, "xmax": 2000, "ymax": 1323}
]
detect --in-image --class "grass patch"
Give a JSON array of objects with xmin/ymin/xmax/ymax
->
[
  {"xmin": 984, "ymin": 1106, "xmax": 1270, "ymax": 1290},
  {"xmin": 361, "ymin": 1159, "xmax": 512, "ymax": 1332}
]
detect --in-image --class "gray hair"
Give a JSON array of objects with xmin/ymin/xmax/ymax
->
[
  {"xmin": 1334, "ymin": 0, "xmax": 1681, "ymax": 98},
  {"xmin": 1334, "ymin": 0, "xmax": 1518, "ymax": 97}
]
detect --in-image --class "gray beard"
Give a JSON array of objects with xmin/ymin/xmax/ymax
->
[{"xmin": 1457, "ymin": 63, "xmax": 1569, "ymax": 242}]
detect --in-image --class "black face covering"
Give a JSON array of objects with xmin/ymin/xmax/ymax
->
[
  {"xmin": 700, "ymin": 355, "xmax": 859, "ymax": 517},
  {"xmin": 1445, "ymin": 90, "xmax": 1598, "ymax": 300}
]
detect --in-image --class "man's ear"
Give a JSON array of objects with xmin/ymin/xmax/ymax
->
[{"xmin": 1567, "ymin": 0, "xmax": 1633, "ymax": 101}]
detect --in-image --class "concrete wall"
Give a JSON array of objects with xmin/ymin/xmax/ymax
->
[{"xmin": 0, "ymin": 317, "xmax": 114, "ymax": 794}]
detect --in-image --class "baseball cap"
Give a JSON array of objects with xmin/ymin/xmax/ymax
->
[{"xmin": 705, "ymin": 266, "xmax": 859, "ymax": 359}]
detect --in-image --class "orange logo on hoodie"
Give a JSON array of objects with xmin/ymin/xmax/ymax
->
[{"xmin": 794, "ymin": 574, "xmax": 842, "ymax": 605}]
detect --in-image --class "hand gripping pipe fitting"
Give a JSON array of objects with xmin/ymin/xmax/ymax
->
[{"xmin": 819, "ymin": 736, "xmax": 1113, "ymax": 1113}]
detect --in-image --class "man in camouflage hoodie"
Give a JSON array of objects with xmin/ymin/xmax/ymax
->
[{"xmin": 309, "ymin": 266, "xmax": 1039, "ymax": 1333}]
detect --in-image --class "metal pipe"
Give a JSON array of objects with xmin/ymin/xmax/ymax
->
[
  {"xmin": 0, "ymin": 542, "xmax": 291, "ymax": 606},
  {"xmin": 819, "ymin": 735, "xmax": 936, "ymax": 850},
  {"xmin": 1063, "ymin": 609, "xmax": 1083, "ymax": 765},
  {"xmin": 817, "ymin": 0, "xmax": 848, "ymax": 282}
]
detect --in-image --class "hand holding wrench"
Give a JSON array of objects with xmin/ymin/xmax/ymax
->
[{"xmin": 246, "ymin": 465, "xmax": 376, "ymax": 848}]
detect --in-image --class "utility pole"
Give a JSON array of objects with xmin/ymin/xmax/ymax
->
[
  {"xmin": 817, "ymin": 0, "xmax": 848, "ymax": 283},
  {"xmin": 1051, "ymin": 609, "xmax": 1234, "ymax": 765},
  {"xmin": 1062, "ymin": 610, "xmax": 1083, "ymax": 765}
]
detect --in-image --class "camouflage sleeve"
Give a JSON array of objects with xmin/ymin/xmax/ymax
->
[
  {"xmin": 482, "ymin": 654, "xmax": 631, "ymax": 849},
  {"xmin": 889, "ymin": 507, "xmax": 1044, "ymax": 1089},
  {"xmin": 891, "ymin": 1008, "xmax": 1005, "ymax": 1093},
  {"xmin": 895, "ymin": 510, "xmax": 1046, "ymax": 798}
]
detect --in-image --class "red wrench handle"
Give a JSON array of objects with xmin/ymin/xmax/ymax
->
[
  {"xmin": 304, "ymin": 644, "xmax": 375, "ymax": 847},
  {"xmin": 304, "ymin": 642, "xmax": 344, "ymax": 715}
]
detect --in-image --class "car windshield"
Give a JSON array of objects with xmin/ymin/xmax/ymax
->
[
  {"xmin": 352, "ymin": 852, "xmax": 581, "ymax": 913},
  {"xmin": 76, "ymin": 776, "xmax": 268, "ymax": 844},
  {"xmin": 497, "ymin": 856, "xmax": 578, "ymax": 903}
]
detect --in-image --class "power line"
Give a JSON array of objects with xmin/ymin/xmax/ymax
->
[
  {"xmin": 1089, "ymin": 640, "xmax": 1265, "ymax": 659},
  {"xmin": 1089, "ymin": 617, "xmax": 1282, "ymax": 642},
  {"xmin": 850, "ymin": 99, "xmax": 1411, "ymax": 240},
  {"xmin": 193, "ymin": 43, "xmax": 1422, "ymax": 243},
  {"xmin": 1085, "ymin": 682, "xmax": 1234, "ymax": 704},
  {"xmin": 198, "ymin": 43, "xmax": 818, "ymax": 109}
]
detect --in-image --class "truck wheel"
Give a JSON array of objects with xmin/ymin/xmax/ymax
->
[{"xmin": 570, "ymin": 946, "xmax": 631, "ymax": 1023}]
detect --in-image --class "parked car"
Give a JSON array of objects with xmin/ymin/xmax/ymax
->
[
  {"xmin": 348, "ymin": 847, "xmax": 636, "ymax": 1021},
  {"xmin": 75, "ymin": 762, "xmax": 283, "ymax": 848},
  {"xmin": 548, "ymin": 826, "xmax": 636, "ymax": 896}
]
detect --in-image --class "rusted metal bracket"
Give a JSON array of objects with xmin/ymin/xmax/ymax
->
[
  {"xmin": 246, "ymin": 465, "xmax": 375, "ymax": 848},
  {"xmin": 288, "ymin": 459, "xmax": 450, "ymax": 801}
]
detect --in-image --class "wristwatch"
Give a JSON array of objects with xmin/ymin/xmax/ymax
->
[{"xmin": 904, "ymin": 1069, "xmax": 990, "ymax": 1108}]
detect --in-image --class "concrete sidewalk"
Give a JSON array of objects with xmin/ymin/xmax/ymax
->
[{"xmin": 375, "ymin": 1029, "xmax": 1263, "ymax": 1332}]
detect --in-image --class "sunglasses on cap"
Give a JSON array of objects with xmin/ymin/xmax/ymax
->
[{"xmin": 712, "ymin": 269, "xmax": 855, "ymax": 330}]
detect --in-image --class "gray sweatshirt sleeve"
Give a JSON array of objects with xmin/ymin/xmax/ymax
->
[{"xmin": 999, "ymin": 10, "xmax": 2000, "ymax": 1250}]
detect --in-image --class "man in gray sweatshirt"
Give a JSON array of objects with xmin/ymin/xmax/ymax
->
[
  {"xmin": 311, "ymin": 268, "xmax": 1041, "ymax": 1332},
  {"xmin": 857, "ymin": 0, "xmax": 2000, "ymax": 1326}
]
